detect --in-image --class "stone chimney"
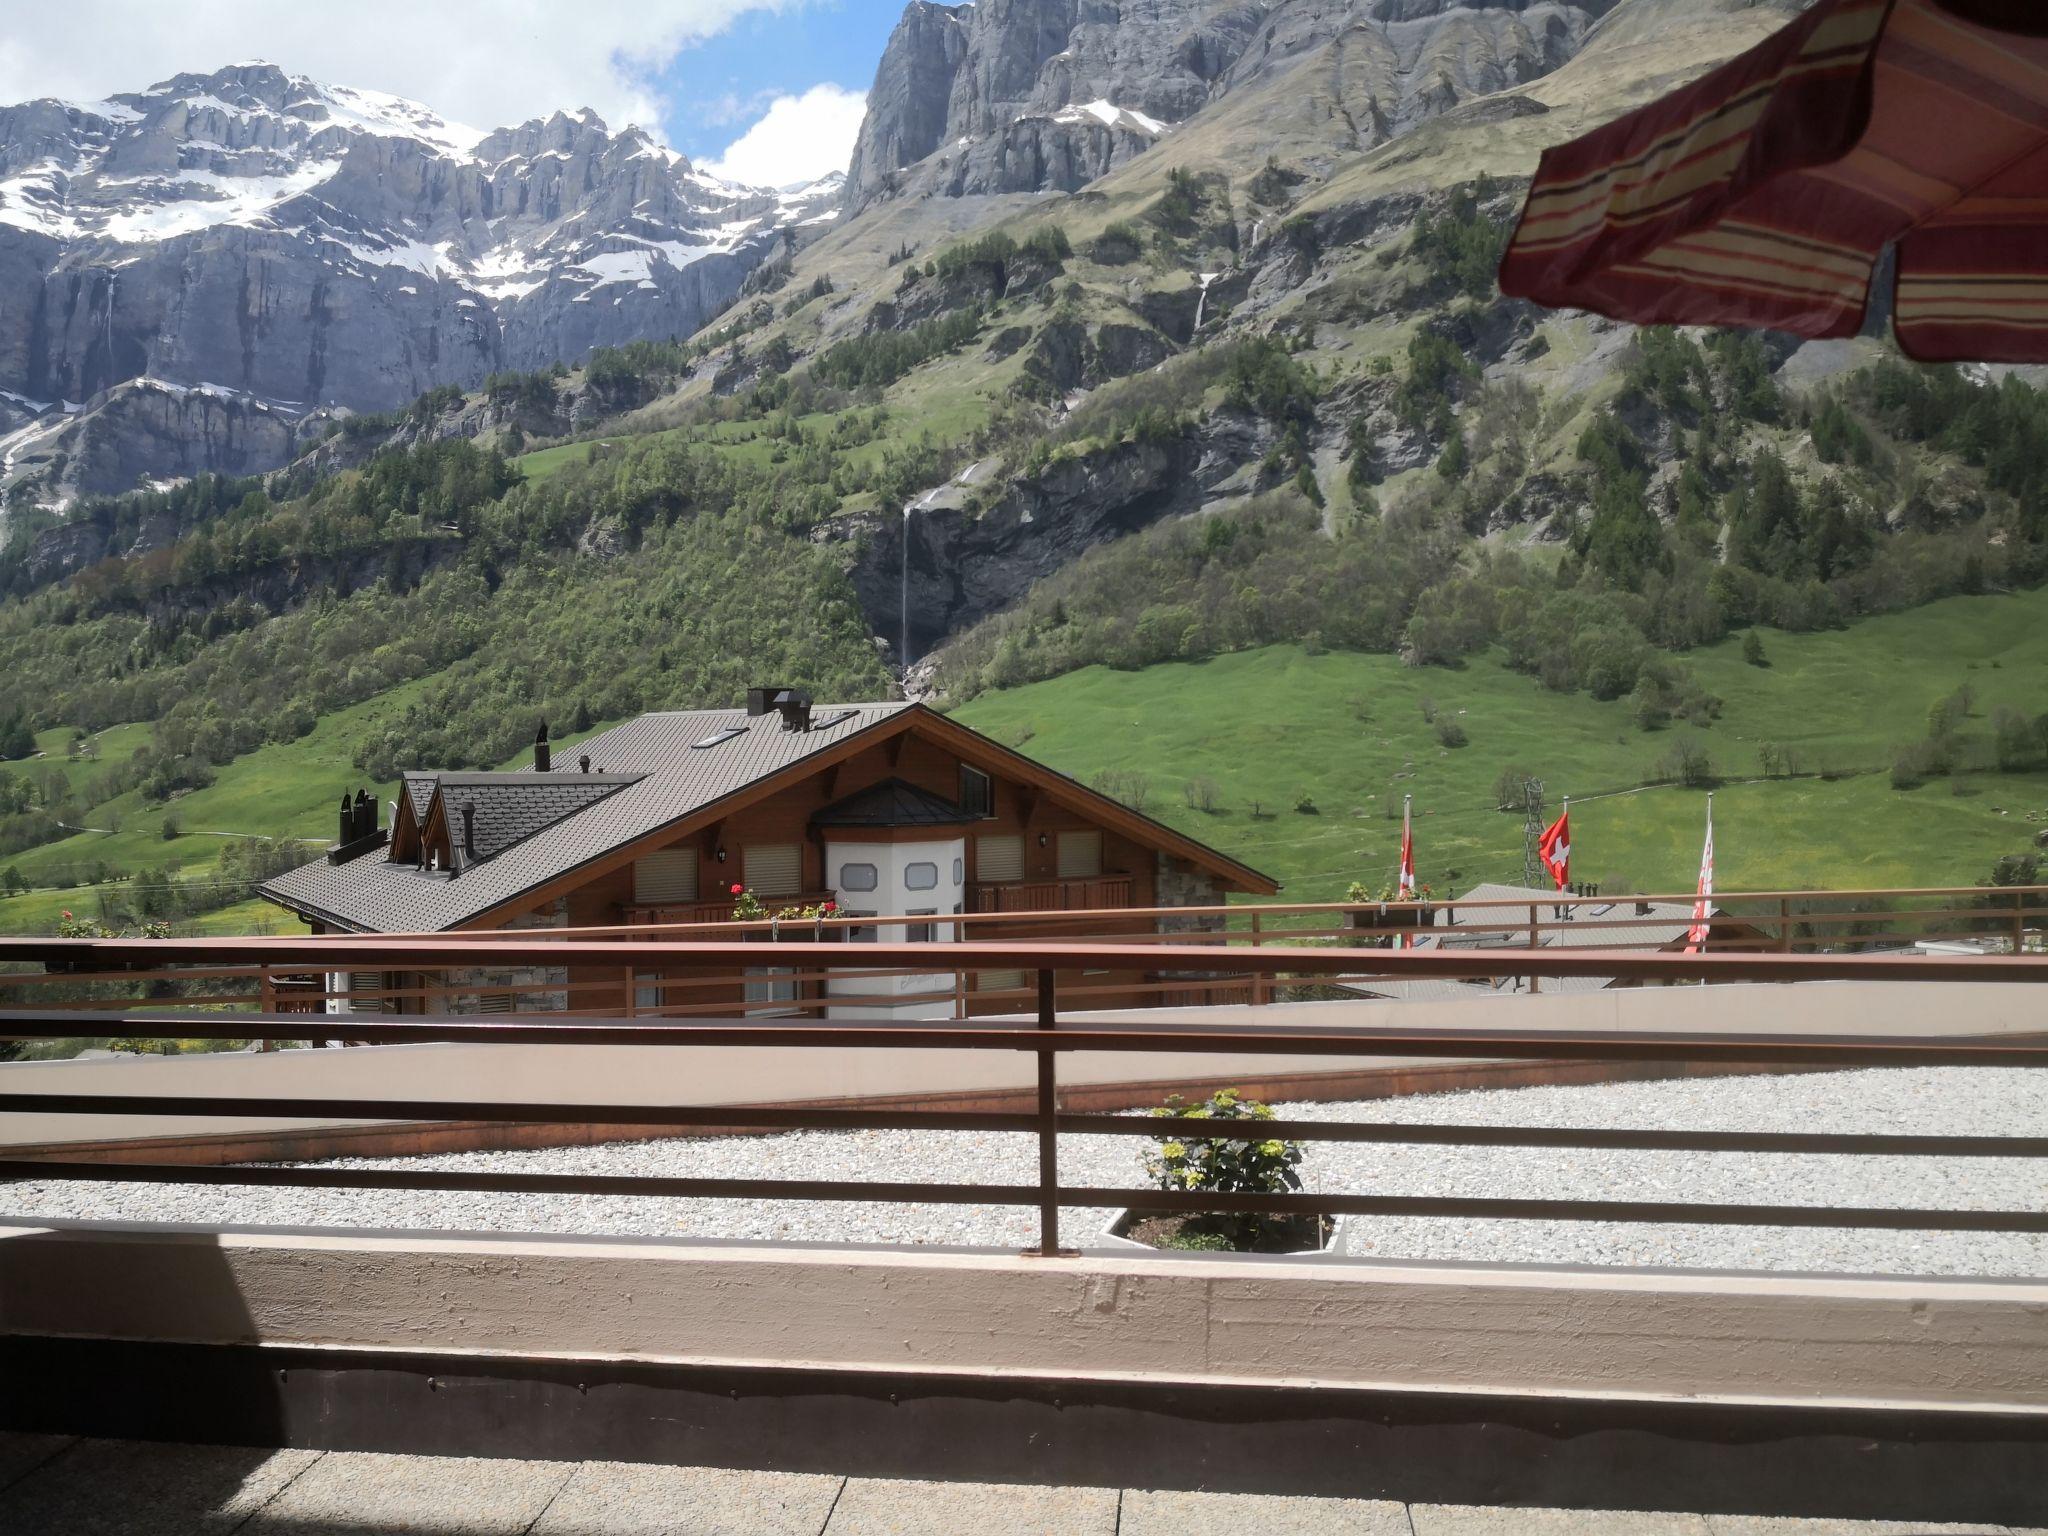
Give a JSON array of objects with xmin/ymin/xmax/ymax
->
[{"xmin": 534, "ymin": 720, "xmax": 552, "ymax": 773}]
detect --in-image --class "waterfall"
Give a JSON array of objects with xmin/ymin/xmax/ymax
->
[
  {"xmin": 1193, "ymin": 271, "xmax": 1217, "ymax": 334},
  {"xmin": 900, "ymin": 500, "xmax": 914, "ymax": 673},
  {"xmin": 102, "ymin": 270, "xmax": 117, "ymax": 389}
]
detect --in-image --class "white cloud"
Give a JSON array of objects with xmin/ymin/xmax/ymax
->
[
  {"xmin": 702, "ymin": 83, "xmax": 866, "ymax": 188},
  {"xmin": 0, "ymin": 0, "xmax": 804, "ymax": 144}
]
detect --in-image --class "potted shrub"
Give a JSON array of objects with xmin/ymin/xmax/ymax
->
[{"xmin": 1101, "ymin": 1088, "xmax": 1343, "ymax": 1256}]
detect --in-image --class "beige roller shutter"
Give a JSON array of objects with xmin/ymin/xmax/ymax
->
[
  {"xmin": 745, "ymin": 842, "xmax": 804, "ymax": 896},
  {"xmin": 975, "ymin": 834, "xmax": 1024, "ymax": 884},
  {"xmin": 633, "ymin": 848, "xmax": 698, "ymax": 904},
  {"xmin": 1057, "ymin": 831, "xmax": 1102, "ymax": 879}
]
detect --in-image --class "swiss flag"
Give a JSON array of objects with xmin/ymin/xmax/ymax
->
[{"xmin": 1537, "ymin": 807, "xmax": 1571, "ymax": 891}]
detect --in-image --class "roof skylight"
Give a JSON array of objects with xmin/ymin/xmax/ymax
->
[{"xmin": 691, "ymin": 726, "xmax": 748, "ymax": 750}]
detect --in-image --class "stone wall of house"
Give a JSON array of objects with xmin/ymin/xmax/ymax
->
[
  {"xmin": 445, "ymin": 898, "xmax": 570, "ymax": 1013},
  {"xmin": 1154, "ymin": 855, "xmax": 1227, "ymax": 937}
]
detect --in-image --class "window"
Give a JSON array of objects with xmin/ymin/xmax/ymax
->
[
  {"xmin": 634, "ymin": 972, "xmax": 663, "ymax": 1012},
  {"xmin": 744, "ymin": 967, "xmax": 798, "ymax": 1013},
  {"xmin": 633, "ymin": 848, "xmax": 697, "ymax": 904},
  {"xmin": 691, "ymin": 726, "xmax": 747, "ymax": 750},
  {"xmin": 952, "ymin": 856, "xmax": 964, "ymax": 884},
  {"xmin": 959, "ymin": 765, "xmax": 993, "ymax": 818},
  {"xmin": 745, "ymin": 842, "xmax": 803, "ymax": 896},
  {"xmin": 477, "ymin": 990, "xmax": 514, "ymax": 1015},
  {"xmin": 1057, "ymin": 830, "xmax": 1102, "ymax": 879},
  {"xmin": 905, "ymin": 860, "xmax": 938, "ymax": 891},
  {"xmin": 348, "ymin": 971, "xmax": 391, "ymax": 1014},
  {"xmin": 842, "ymin": 911, "xmax": 877, "ymax": 943},
  {"xmin": 838, "ymin": 862, "xmax": 879, "ymax": 892},
  {"xmin": 905, "ymin": 910, "xmax": 937, "ymax": 944},
  {"xmin": 975, "ymin": 834, "xmax": 1023, "ymax": 884},
  {"xmin": 978, "ymin": 968, "xmax": 1025, "ymax": 995}
]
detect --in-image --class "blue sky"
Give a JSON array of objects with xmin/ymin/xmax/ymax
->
[{"xmin": 662, "ymin": 2, "xmax": 899, "ymax": 163}]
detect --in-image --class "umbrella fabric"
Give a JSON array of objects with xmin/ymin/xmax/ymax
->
[{"xmin": 1497, "ymin": 0, "xmax": 2048, "ymax": 362}]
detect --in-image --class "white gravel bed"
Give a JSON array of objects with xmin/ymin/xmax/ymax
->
[{"xmin": 5, "ymin": 1067, "xmax": 2045, "ymax": 1277}]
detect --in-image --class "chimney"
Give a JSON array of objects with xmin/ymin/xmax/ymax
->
[
  {"xmin": 461, "ymin": 801, "xmax": 477, "ymax": 862},
  {"xmin": 1636, "ymin": 900, "xmax": 1653, "ymax": 916},
  {"xmin": 579, "ymin": 753, "xmax": 591, "ymax": 773},
  {"xmin": 353, "ymin": 788, "xmax": 374, "ymax": 842},
  {"xmin": 337, "ymin": 794, "xmax": 353, "ymax": 847},
  {"xmin": 534, "ymin": 720, "xmax": 552, "ymax": 773}
]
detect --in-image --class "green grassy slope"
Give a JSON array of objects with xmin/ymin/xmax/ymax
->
[
  {"xmin": 0, "ymin": 686, "xmax": 425, "ymax": 932},
  {"xmin": 953, "ymin": 589, "xmax": 2048, "ymax": 900}
]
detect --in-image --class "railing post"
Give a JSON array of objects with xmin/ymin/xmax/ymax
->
[
  {"xmin": 1249, "ymin": 911, "xmax": 1266, "ymax": 1005},
  {"xmin": 258, "ymin": 968, "xmax": 275, "ymax": 1050},
  {"xmin": 1528, "ymin": 904, "xmax": 1541, "ymax": 993},
  {"xmin": 1779, "ymin": 897, "xmax": 1793, "ymax": 955},
  {"xmin": 2016, "ymin": 891, "xmax": 2028, "ymax": 956},
  {"xmin": 1030, "ymin": 966, "xmax": 1070, "ymax": 1257}
]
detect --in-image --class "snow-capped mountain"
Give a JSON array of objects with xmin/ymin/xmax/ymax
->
[{"xmin": 0, "ymin": 62, "xmax": 841, "ymax": 502}]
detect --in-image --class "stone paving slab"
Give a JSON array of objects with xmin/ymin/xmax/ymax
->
[
  {"xmin": 0, "ymin": 1438, "xmax": 317, "ymax": 1535},
  {"xmin": 0, "ymin": 1432, "xmax": 72, "ymax": 1494},
  {"xmin": 1411, "ymin": 1506, "xmax": 1713, "ymax": 1535},
  {"xmin": 237, "ymin": 1451, "xmax": 573, "ymax": 1536},
  {"xmin": 532, "ymin": 1461, "xmax": 844, "ymax": 1536},
  {"xmin": 1119, "ymin": 1486, "xmax": 1413, "ymax": 1535},
  {"xmin": 823, "ymin": 1476, "xmax": 1118, "ymax": 1535}
]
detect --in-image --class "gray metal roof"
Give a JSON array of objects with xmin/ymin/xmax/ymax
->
[
  {"xmin": 261, "ymin": 704, "xmax": 912, "ymax": 933},
  {"xmin": 1343, "ymin": 883, "xmax": 1704, "ymax": 1001},
  {"xmin": 1442, "ymin": 883, "xmax": 1699, "ymax": 951}
]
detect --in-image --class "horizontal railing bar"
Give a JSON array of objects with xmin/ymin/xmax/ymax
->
[
  {"xmin": 2, "ymin": 1160, "xmax": 2041, "ymax": 1234},
  {"xmin": 0, "ymin": 1095, "xmax": 1039, "ymax": 1134},
  {"xmin": 1055, "ymin": 1115, "xmax": 2048, "ymax": 1157},
  {"xmin": 8, "ymin": 938, "xmax": 2046, "ymax": 983},
  {"xmin": 3, "ymin": 1092, "xmax": 2038, "ymax": 1160},
  {"xmin": 4, "ymin": 1011, "xmax": 2046, "ymax": 1064}
]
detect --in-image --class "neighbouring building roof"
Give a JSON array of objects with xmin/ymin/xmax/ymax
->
[
  {"xmin": 263, "ymin": 704, "xmax": 914, "ymax": 933},
  {"xmin": 261, "ymin": 700, "xmax": 1278, "ymax": 935},
  {"xmin": 1349, "ymin": 883, "xmax": 1706, "ymax": 1003},
  {"xmin": 811, "ymin": 777, "xmax": 977, "ymax": 830},
  {"xmin": 432, "ymin": 774, "xmax": 642, "ymax": 864}
]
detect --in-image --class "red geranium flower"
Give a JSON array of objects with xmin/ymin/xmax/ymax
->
[
  {"xmin": 730, "ymin": 883, "xmax": 743, "ymax": 896},
  {"xmin": 823, "ymin": 900, "xmax": 837, "ymax": 913}
]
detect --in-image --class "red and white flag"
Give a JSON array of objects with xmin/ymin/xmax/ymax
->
[
  {"xmin": 1685, "ymin": 796, "xmax": 1715, "ymax": 954},
  {"xmin": 1398, "ymin": 795, "xmax": 1416, "ymax": 900},
  {"xmin": 1537, "ymin": 802, "xmax": 1571, "ymax": 892}
]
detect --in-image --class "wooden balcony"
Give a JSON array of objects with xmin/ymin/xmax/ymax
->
[{"xmin": 966, "ymin": 875, "xmax": 1134, "ymax": 914}]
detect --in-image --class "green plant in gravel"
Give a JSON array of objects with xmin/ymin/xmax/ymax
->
[{"xmin": 1143, "ymin": 1087, "xmax": 1305, "ymax": 1247}]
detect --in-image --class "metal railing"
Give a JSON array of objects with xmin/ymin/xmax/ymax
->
[{"xmin": 2, "ymin": 934, "xmax": 2045, "ymax": 1256}]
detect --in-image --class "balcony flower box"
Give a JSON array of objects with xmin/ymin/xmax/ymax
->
[{"xmin": 1345, "ymin": 904, "xmax": 1435, "ymax": 945}]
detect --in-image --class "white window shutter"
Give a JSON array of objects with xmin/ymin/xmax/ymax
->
[
  {"xmin": 975, "ymin": 835, "xmax": 1024, "ymax": 884},
  {"xmin": 745, "ymin": 843, "xmax": 804, "ymax": 896},
  {"xmin": 1057, "ymin": 831, "xmax": 1102, "ymax": 879},
  {"xmin": 634, "ymin": 848, "xmax": 698, "ymax": 903}
]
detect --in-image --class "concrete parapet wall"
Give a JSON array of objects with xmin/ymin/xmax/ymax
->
[{"xmin": 2, "ymin": 1220, "xmax": 2044, "ymax": 1416}]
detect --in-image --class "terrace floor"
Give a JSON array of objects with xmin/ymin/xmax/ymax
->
[{"xmin": 0, "ymin": 1437, "xmax": 2039, "ymax": 1536}]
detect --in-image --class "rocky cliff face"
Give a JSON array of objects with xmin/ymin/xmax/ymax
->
[
  {"xmin": 0, "ymin": 63, "xmax": 840, "ymax": 504},
  {"xmin": 844, "ymin": 0, "xmax": 1614, "ymax": 209}
]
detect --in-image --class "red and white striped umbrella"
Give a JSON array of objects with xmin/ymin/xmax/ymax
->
[{"xmin": 1497, "ymin": 0, "xmax": 2048, "ymax": 362}]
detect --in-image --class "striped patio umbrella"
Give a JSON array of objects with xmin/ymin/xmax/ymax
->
[{"xmin": 1496, "ymin": 0, "xmax": 2048, "ymax": 362}]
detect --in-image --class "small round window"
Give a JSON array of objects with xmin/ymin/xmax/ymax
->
[
  {"xmin": 905, "ymin": 861, "xmax": 939, "ymax": 890},
  {"xmin": 838, "ymin": 862, "xmax": 879, "ymax": 892},
  {"xmin": 952, "ymin": 856, "xmax": 964, "ymax": 884}
]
